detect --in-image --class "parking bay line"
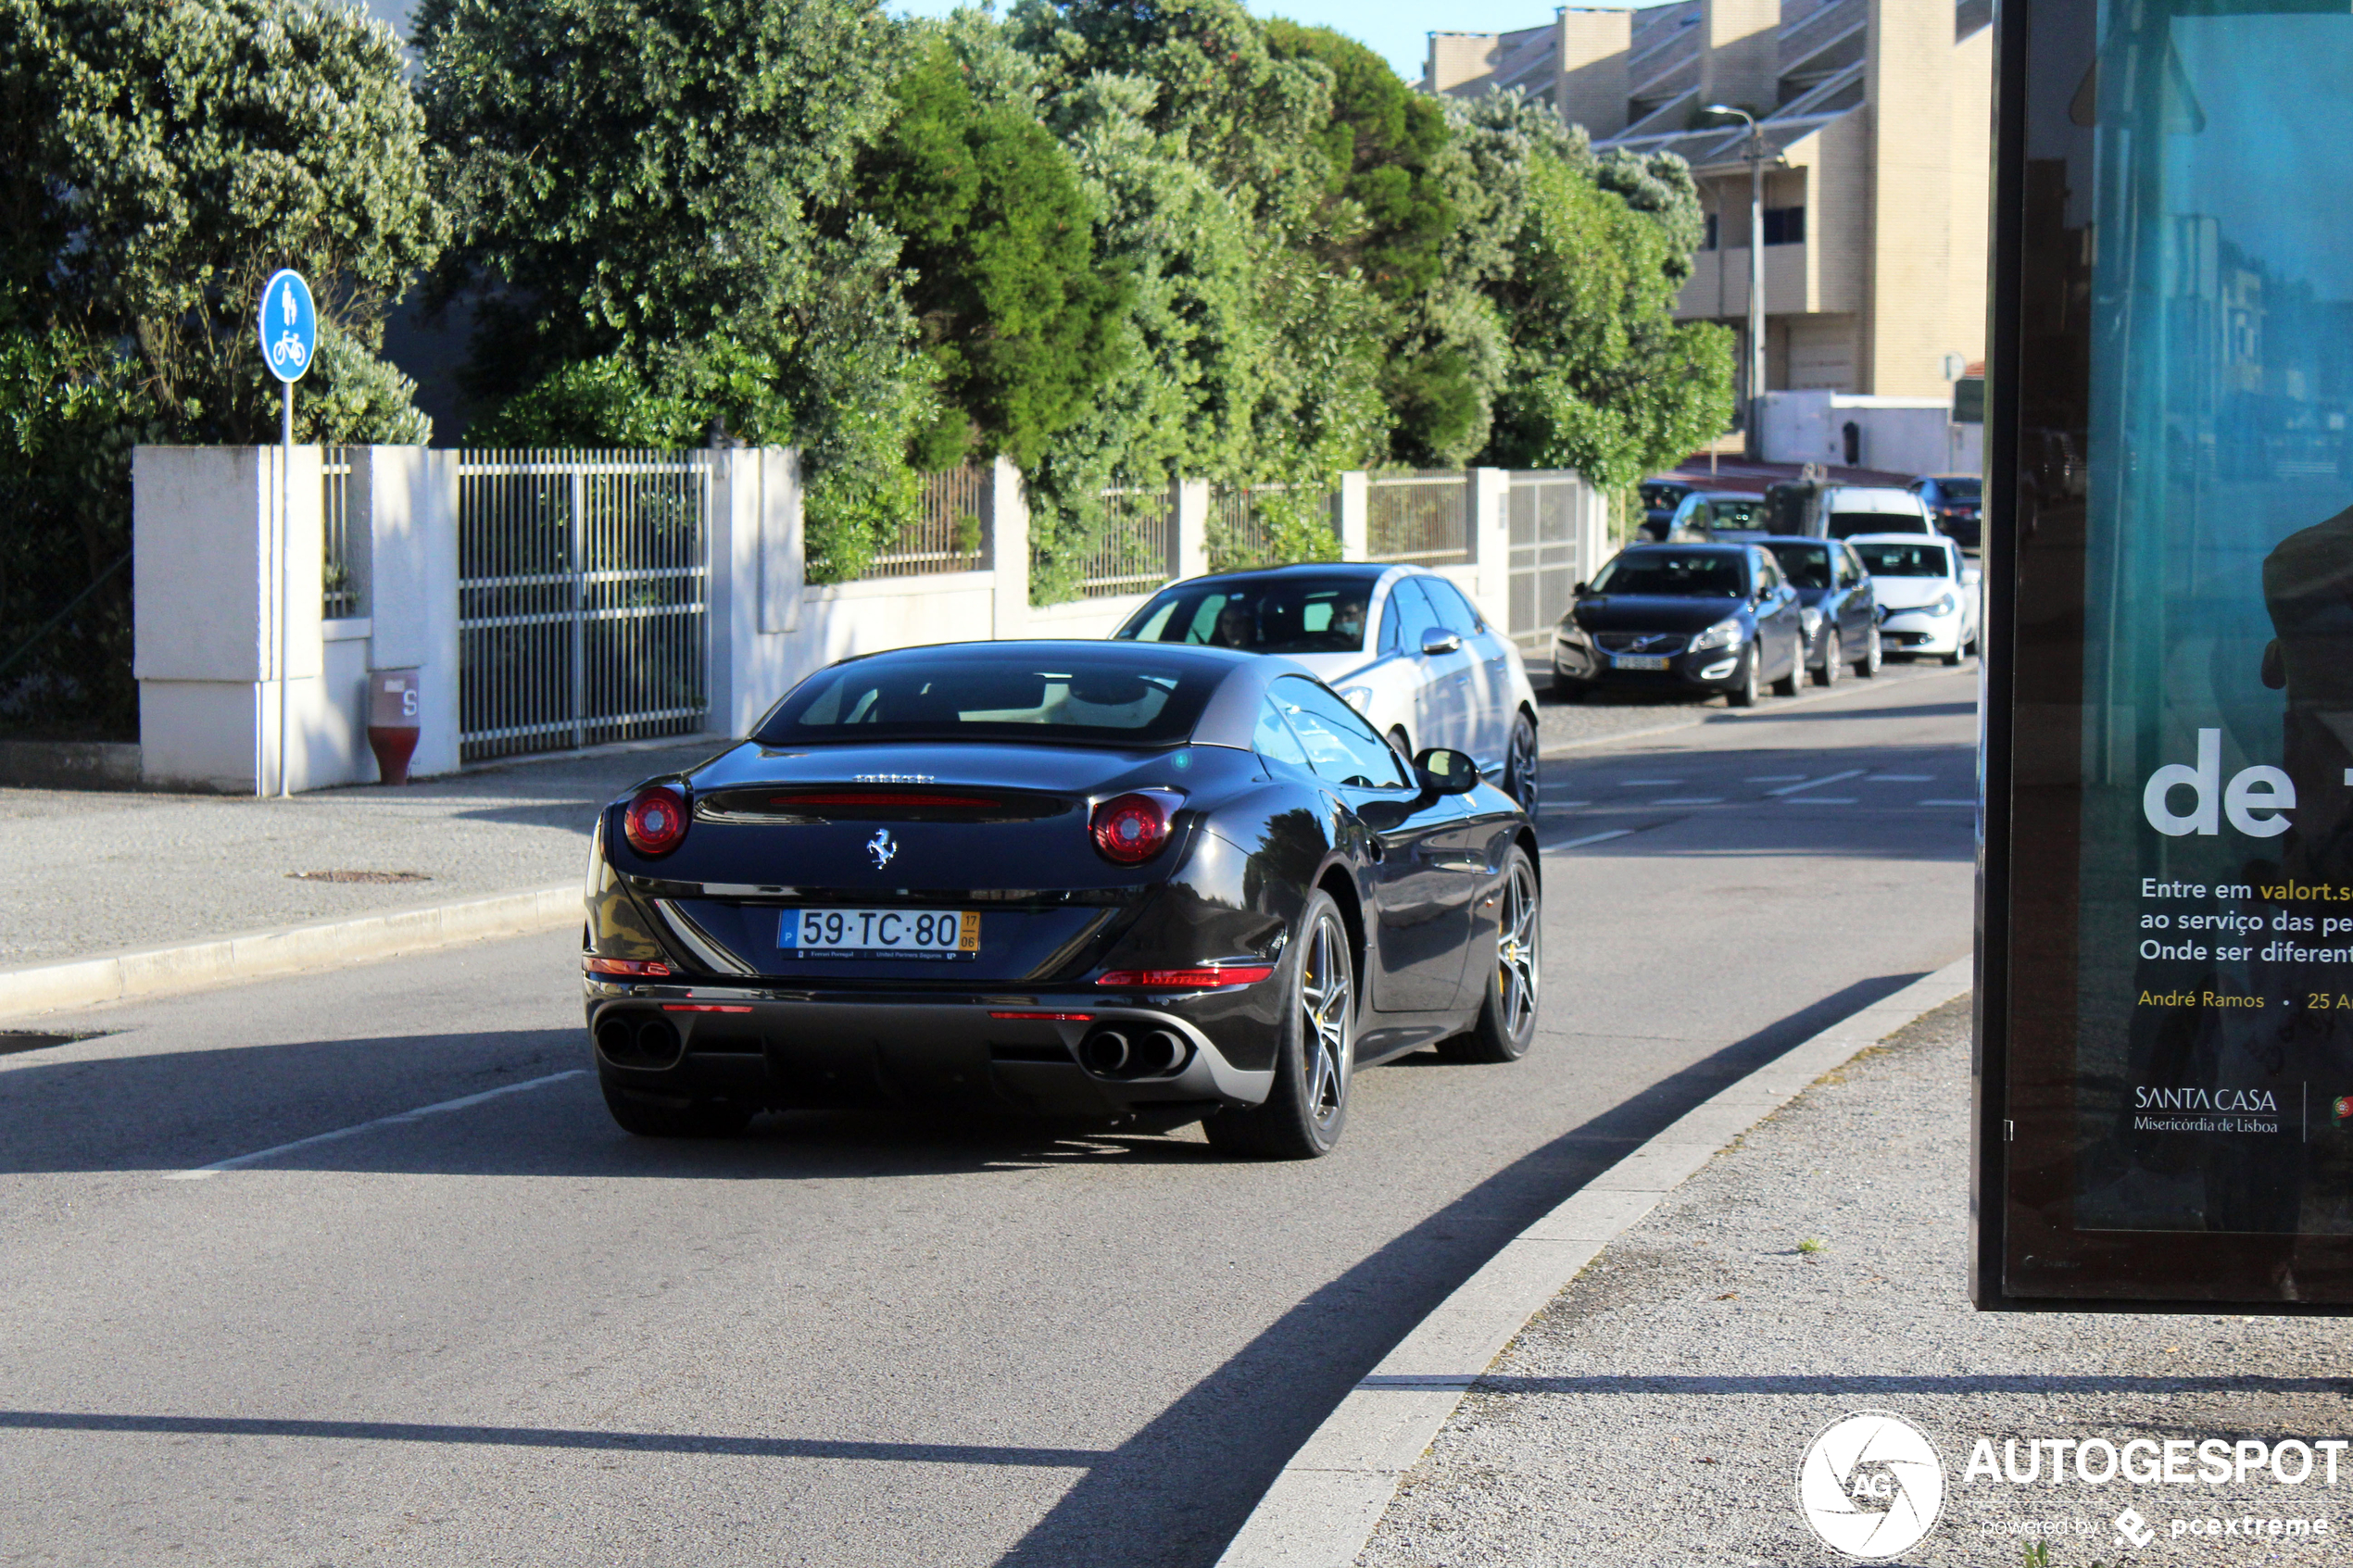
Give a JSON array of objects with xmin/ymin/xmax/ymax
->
[
  {"xmin": 163, "ymin": 1071, "xmax": 588, "ymax": 1181},
  {"xmin": 1764, "ymin": 769, "xmax": 1867, "ymax": 797},
  {"xmin": 1550, "ymin": 828, "xmax": 1635, "ymax": 850}
]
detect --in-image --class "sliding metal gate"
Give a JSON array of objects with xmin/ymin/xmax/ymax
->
[
  {"xmin": 457, "ymin": 450, "xmax": 711, "ymax": 763},
  {"xmin": 1504, "ymin": 470, "xmax": 1605, "ymax": 652}
]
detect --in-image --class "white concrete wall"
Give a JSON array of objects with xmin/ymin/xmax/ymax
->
[
  {"xmin": 1759, "ymin": 391, "xmax": 1970, "ymax": 475},
  {"xmin": 132, "ymin": 447, "xmax": 1593, "ymax": 791}
]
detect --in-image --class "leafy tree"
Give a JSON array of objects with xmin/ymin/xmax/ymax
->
[
  {"xmin": 1482, "ymin": 149, "xmax": 1732, "ymax": 489},
  {"xmin": 417, "ymin": 0, "xmax": 928, "ymax": 579},
  {"xmin": 860, "ymin": 37, "xmax": 1129, "ymax": 470}
]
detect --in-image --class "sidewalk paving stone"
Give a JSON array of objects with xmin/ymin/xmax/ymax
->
[{"xmin": 1360, "ymin": 997, "xmax": 2353, "ymax": 1566}]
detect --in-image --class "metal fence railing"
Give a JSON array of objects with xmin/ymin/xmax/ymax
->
[
  {"xmin": 455, "ymin": 449, "xmax": 711, "ymax": 763},
  {"xmin": 1505, "ymin": 469, "xmax": 1602, "ymax": 651},
  {"xmin": 1366, "ymin": 471, "xmax": 1472, "ymax": 565},
  {"xmin": 1076, "ymin": 483, "xmax": 1175, "ymax": 598},
  {"xmin": 1207, "ymin": 483, "xmax": 1338, "ymax": 572},
  {"xmin": 864, "ymin": 467, "xmax": 988, "ymax": 580},
  {"xmin": 321, "ymin": 447, "xmax": 360, "ymax": 619}
]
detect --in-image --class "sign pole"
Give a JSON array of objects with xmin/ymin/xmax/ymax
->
[{"xmin": 257, "ymin": 269, "xmax": 315, "ymax": 800}]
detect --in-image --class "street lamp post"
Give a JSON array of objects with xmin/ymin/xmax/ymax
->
[{"xmin": 1705, "ymin": 104, "xmax": 1767, "ymax": 458}]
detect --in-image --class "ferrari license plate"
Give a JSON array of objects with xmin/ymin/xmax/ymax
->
[
  {"xmin": 779, "ymin": 908, "xmax": 979, "ymax": 959},
  {"xmin": 1613, "ymin": 653, "xmax": 1670, "ymax": 671}
]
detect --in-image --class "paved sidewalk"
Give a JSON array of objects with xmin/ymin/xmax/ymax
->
[
  {"xmin": 1360, "ymin": 998, "xmax": 2353, "ymax": 1567},
  {"xmin": 0, "ymin": 738, "xmax": 724, "ymax": 967}
]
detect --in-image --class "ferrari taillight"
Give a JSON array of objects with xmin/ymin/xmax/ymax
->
[
  {"xmin": 623, "ymin": 785, "xmax": 689, "ymax": 856},
  {"xmin": 1090, "ymin": 793, "xmax": 1171, "ymax": 864}
]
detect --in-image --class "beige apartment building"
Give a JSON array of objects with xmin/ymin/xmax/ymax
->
[{"xmin": 1428, "ymin": 0, "xmax": 1991, "ymax": 403}]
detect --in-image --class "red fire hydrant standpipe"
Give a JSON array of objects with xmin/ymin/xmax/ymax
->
[{"xmin": 367, "ymin": 668, "xmax": 422, "ymax": 785}]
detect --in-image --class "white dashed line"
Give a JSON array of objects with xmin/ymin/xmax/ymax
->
[
  {"xmin": 163, "ymin": 1071, "xmax": 588, "ymax": 1181},
  {"xmin": 1552, "ymin": 828, "xmax": 1635, "ymax": 850},
  {"xmin": 1539, "ymin": 800, "xmax": 1593, "ymax": 812},
  {"xmin": 1764, "ymin": 769, "xmax": 1867, "ymax": 797},
  {"xmin": 1649, "ymin": 797, "xmax": 1724, "ymax": 806}
]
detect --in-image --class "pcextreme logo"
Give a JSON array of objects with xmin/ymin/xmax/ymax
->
[{"xmin": 1796, "ymin": 1411, "xmax": 1946, "ymax": 1559}]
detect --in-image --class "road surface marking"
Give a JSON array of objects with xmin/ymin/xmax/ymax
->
[
  {"xmin": 1552, "ymin": 829, "xmax": 1634, "ymax": 849},
  {"xmin": 1538, "ymin": 800, "xmax": 1592, "ymax": 812},
  {"xmin": 1616, "ymin": 779, "xmax": 1683, "ymax": 786},
  {"xmin": 1743, "ymin": 774, "xmax": 1806, "ymax": 782},
  {"xmin": 1782, "ymin": 797, "xmax": 1858, "ymax": 805},
  {"xmin": 1649, "ymin": 797, "xmax": 1723, "ymax": 806},
  {"xmin": 1765, "ymin": 769, "xmax": 1866, "ymax": 797},
  {"xmin": 164, "ymin": 1070, "xmax": 588, "ymax": 1181}
]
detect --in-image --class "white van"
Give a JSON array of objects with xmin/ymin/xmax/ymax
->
[{"xmin": 1818, "ymin": 486, "xmax": 1936, "ymax": 541}]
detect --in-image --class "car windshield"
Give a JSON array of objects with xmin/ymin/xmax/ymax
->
[
  {"xmin": 1639, "ymin": 483, "xmax": 1685, "ymax": 509},
  {"xmin": 1590, "ymin": 551, "xmax": 1747, "ymax": 597},
  {"xmin": 755, "ymin": 650, "xmax": 1217, "ymax": 745},
  {"xmin": 1765, "ymin": 542, "xmax": 1832, "ymax": 589},
  {"xmin": 1829, "ymin": 510, "xmax": 1926, "ymax": 539},
  {"xmin": 1854, "ymin": 542, "xmax": 1953, "ymax": 578},
  {"xmin": 1707, "ymin": 498, "xmax": 1763, "ymax": 528},
  {"xmin": 1935, "ymin": 478, "xmax": 1981, "ymax": 498},
  {"xmin": 1117, "ymin": 576, "xmax": 1372, "ymax": 654}
]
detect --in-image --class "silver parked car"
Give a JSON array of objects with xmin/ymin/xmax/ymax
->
[{"xmin": 1113, "ymin": 563, "xmax": 1544, "ymax": 809}]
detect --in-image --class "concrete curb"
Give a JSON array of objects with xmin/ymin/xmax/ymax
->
[
  {"xmin": 0, "ymin": 884, "xmax": 581, "ymax": 1022},
  {"xmin": 1213, "ymin": 952, "xmax": 1976, "ymax": 1568}
]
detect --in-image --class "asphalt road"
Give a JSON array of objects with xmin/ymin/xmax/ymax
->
[{"xmin": 0, "ymin": 667, "xmax": 1980, "ymax": 1568}]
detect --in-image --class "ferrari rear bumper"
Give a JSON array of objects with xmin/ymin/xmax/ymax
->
[{"xmin": 585, "ymin": 983, "xmax": 1277, "ymax": 1122}]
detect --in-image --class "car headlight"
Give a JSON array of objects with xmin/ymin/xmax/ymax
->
[
  {"xmin": 1799, "ymin": 608, "xmax": 1822, "ymax": 638},
  {"xmin": 1334, "ymin": 684, "xmax": 1375, "ymax": 713},
  {"xmin": 1923, "ymin": 592, "xmax": 1958, "ymax": 618},
  {"xmin": 1690, "ymin": 617, "xmax": 1743, "ymax": 652}
]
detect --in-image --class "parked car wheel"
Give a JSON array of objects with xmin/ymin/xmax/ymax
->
[
  {"xmin": 1854, "ymin": 623, "xmax": 1882, "ymax": 678},
  {"xmin": 1772, "ymin": 639, "xmax": 1805, "ymax": 696},
  {"xmin": 1204, "ymin": 892, "xmax": 1354, "ymax": 1160},
  {"xmin": 1815, "ymin": 630, "xmax": 1841, "ymax": 687},
  {"xmin": 1942, "ymin": 642, "xmax": 1964, "ymax": 667},
  {"xmin": 1728, "ymin": 646, "xmax": 1761, "ymax": 708},
  {"xmin": 1436, "ymin": 847, "xmax": 1540, "ymax": 1064},
  {"xmin": 1502, "ymin": 713, "xmax": 1540, "ymax": 812},
  {"xmin": 601, "ymin": 1079, "xmax": 753, "ymax": 1138}
]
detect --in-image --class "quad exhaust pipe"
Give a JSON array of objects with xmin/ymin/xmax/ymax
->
[{"xmin": 1078, "ymin": 1025, "xmax": 1186, "ymax": 1080}]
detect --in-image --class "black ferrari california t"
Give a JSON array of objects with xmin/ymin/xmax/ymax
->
[{"xmin": 583, "ymin": 641, "xmax": 1541, "ymax": 1159}]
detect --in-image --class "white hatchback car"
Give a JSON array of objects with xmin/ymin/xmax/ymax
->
[
  {"xmin": 1848, "ymin": 533, "xmax": 1981, "ymax": 664},
  {"xmin": 1113, "ymin": 564, "xmax": 1544, "ymax": 809}
]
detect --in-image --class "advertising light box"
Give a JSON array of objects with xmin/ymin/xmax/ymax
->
[{"xmin": 1979, "ymin": 0, "xmax": 2353, "ymax": 1307}]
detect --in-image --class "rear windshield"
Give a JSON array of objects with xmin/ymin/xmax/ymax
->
[
  {"xmin": 1764, "ymin": 542, "xmax": 1832, "ymax": 589},
  {"xmin": 1935, "ymin": 478, "xmax": 1981, "ymax": 498},
  {"xmin": 1639, "ymin": 483, "xmax": 1687, "ymax": 509},
  {"xmin": 1118, "ymin": 576, "xmax": 1371, "ymax": 654},
  {"xmin": 1829, "ymin": 510, "xmax": 1927, "ymax": 539},
  {"xmin": 1707, "ymin": 498, "xmax": 1764, "ymax": 529},
  {"xmin": 755, "ymin": 651, "xmax": 1217, "ymax": 746},
  {"xmin": 1589, "ymin": 551, "xmax": 1747, "ymax": 597},
  {"xmin": 1854, "ymin": 542, "xmax": 1953, "ymax": 578}
]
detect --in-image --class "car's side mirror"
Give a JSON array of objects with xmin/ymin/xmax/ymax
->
[
  {"xmin": 1572, "ymin": 581, "xmax": 1589, "ymax": 596},
  {"xmin": 1962, "ymin": 567, "xmax": 1982, "ymax": 587},
  {"xmin": 1419, "ymin": 629, "xmax": 1463, "ymax": 657},
  {"xmin": 1413, "ymin": 747, "xmax": 1481, "ymax": 796}
]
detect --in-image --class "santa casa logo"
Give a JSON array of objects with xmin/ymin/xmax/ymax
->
[
  {"xmin": 2134, "ymin": 1086, "xmax": 2280, "ymax": 1113},
  {"xmin": 1795, "ymin": 1411, "xmax": 1945, "ymax": 1559}
]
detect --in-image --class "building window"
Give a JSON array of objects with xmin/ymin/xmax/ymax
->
[
  {"xmin": 1763, "ymin": 206, "xmax": 1806, "ymax": 246},
  {"xmin": 1703, "ymin": 213, "xmax": 1718, "ymax": 250}
]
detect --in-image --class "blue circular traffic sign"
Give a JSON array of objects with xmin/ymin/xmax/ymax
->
[{"xmin": 258, "ymin": 270, "xmax": 317, "ymax": 383}]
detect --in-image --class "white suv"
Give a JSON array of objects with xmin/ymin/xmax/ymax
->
[{"xmin": 1113, "ymin": 564, "xmax": 1544, "ymax": 809}]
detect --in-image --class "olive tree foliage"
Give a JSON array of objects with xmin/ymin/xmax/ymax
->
[
  {"xmin": 2, "ymin": 0, "xmax": 444, "ymax": 445},
  {"xmin": 0, "ymin": 0, "xmax": 444, "ymax": 738},
  {"xmin": 416, "ymin": 0, "xmax": 934, "ymax": 580}
]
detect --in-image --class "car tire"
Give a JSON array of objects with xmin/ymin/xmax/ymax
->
[
  {"xmin": 600, "ymin": 1077, "xmax": 754, "ymax": 1138},
  {"xmin": 1204, "ymin": 892, "xmax": 1354, "ymax": 1160},
  {"xmin": 1771, "ymin": 637, "xmax": 1805, "ymax": 696},
  {"xmin": 1502, "ymin": 712, "xmax": 1540, "ymax": 813},
  {"xmin": 1942, "ymin": 641, "xmax": 1964, "ymax": 667},
  {"xmin": 1815, "ymin": 630, "xmax": 1841, "ymax": 687},
  {"xmin": 1855, "ymin": 623, "xmax": 1882, "ymax": 678},
  {"xmin": 1436, "ymin": 847, "xmax": 1541, "ymax": 1064},
  {"xmin": 1727, "ymin": 646, "xmax": 1761, "ymax": 708}
]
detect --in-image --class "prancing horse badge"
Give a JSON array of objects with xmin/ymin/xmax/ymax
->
[{"xmin": 867, "ymin": 829, "xmax": 897, "ymax": 869}]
